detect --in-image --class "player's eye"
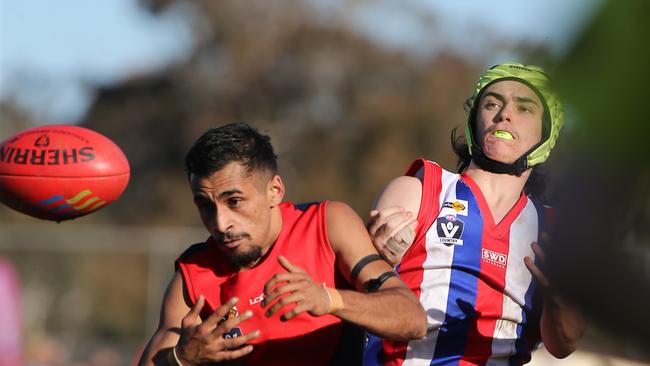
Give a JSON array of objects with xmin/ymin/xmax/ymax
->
[
  {"xmin": 227, "ymin": 198, "xmax": 242, "ymax": 208},
  {"xmin": 483, "ymin": 101, "xmax": 499, "ymax": 110}
]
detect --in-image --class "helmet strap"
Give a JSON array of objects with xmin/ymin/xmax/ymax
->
[{"xmin": 470, "ymin": 144, "xmax": 529, "ymax": 176}]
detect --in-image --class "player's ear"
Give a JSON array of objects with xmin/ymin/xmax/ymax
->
[{"xmin": 267, "ymin": 174, "xmax": 284, "ymax": 207}]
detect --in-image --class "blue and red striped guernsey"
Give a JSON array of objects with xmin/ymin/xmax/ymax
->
[{"xmin": 364, "ymin": 159, "xmax": 546, "ymax": 366}]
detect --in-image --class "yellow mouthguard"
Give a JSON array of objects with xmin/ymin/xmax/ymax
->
[{"xmin": 493, "ymin": 130, "xmax": 513, "ymax": 140}]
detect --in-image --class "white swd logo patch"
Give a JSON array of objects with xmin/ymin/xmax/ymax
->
[{"xmin": 482, "ymin": 248, "xmax": 507, "ymax": 268}]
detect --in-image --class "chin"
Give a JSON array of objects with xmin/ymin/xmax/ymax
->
[
  {"xmin": 228, "ymin": 246, "xmax": 263, "ymax": 268},
  {"xmin": 483, "ymin": 141, "xmax": 517, "ymax": 160},
  {"xmin": 483, "ymin": 149, "xmax": 517, "ymax": 164}
]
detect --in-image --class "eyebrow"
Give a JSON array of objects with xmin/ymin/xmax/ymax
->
[
  {"xmin": 514, "ymin": 96, "xmax": 539, "ymax": 105},
  {"xmin": 192, "ymin": 189, "xmax": 243, "ymax": 201},
  {"xmin": 483, "ymin": 91, "xmax": 539, "ymax": 106},
  {"xmin": 218, "ymin": 189, "xmax": 243, "ymax": 199}
]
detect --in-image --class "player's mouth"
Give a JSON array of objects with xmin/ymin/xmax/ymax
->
[
  {"xmin": 492, "ymin": 130, "xmax": 514, "ymax": 140},
  {"xmin": 223, "ymin": 238, "xmax": 243, "ymax": 249},
  {"xmin": 220, "ymin": 233, "xmax": 250, "ymax": 249}
]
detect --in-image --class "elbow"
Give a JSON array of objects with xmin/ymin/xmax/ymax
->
[
  {"xmin": 401, "ymin": 290, "xmax": 428, "ymax": 340},
  {"xmin": 401, "ymin": 305, "xmax": 428, "ymax": 340},
  {"xmin": 545, "ymin": 340, "xmax": 579, "ymax": 359},
  {"xmin": 413, "ymin": 309, "xmax": 428, "ymax": 339},
  {"xmin": 412, "ymin": 325, "xmax": 427, "ymax": 340},
  {"xmin": 387, "ymin": 306, "xmax": 427, "ymax": 341},
  {"xmin": 394, "ymin": 325, "xmax": 426, "ymax": 342},
  {"xmin": 547, "ymin": 346, "xmax": 574, "ymax": 360},
  {"xmin": 540, "ymin": 314, "xmax": 585, "ymax": 359}
]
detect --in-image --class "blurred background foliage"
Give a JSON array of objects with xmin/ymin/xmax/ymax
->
[{"xmin": 1, "ymin": 0, "xmax": 648, "ymax": 365}]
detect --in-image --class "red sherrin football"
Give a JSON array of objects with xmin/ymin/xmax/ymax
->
[{"xmin": 0, "ymin": 124, "xmax": 130, "ymax": 221}]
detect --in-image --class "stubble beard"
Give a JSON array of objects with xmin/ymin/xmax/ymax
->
[{"xmin": 228, "ymin": 245, "xmax": 263, "ymax": 269}]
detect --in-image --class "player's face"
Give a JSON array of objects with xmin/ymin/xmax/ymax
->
[
  {"xmin": 190, "ymin": 162, "xmax": 284, "ymax": 269},
  {"xmin": 474, "ymin": 80, "xmax": 544, "ymax": 164}
]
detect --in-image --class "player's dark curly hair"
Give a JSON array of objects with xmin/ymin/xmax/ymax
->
[{"xmin": 185, "ymin": 122, "xmax": 278, "ymax": 179}]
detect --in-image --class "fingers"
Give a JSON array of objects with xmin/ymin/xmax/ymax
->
[
  {"xmin": 525, "ymin": 242, "xmax": 550, "ymax": 289},
  {"xmin": 261, "ymin": 281, "xmax": 304, "ymax": 308},
  {"xmin": 279, "ymin": 301, "xmax": 311, "ymax": 321},
  {"xmin": 177, "ymin": 296, "xmax": 260, "ymax": 364},
  {"xmin": 263, "ymin": 272, "xmax": 307, "ymax": 298},
  {"xmin": 384, "ymin": 217, "xmax": 417, "ymax": 256},
  {"xmin": 217, "ymin": 344, "xmax": 255, "ymax": 361},
  {"xmin": 370, "ymin": 206, "xmax": 405, "ymax": 220},
  {"xmin": 213, "ymin": 306, "xmax": 260, "ymax": 350},
  {"xmin": 524, "ymin": 256, "xmax": 550, "ymax": 289},
  {"xmin": 265, "ymin": 257, "xmax": 307, "ymax": 297},
  {"xmin": 540, "ymin": 231, "xmax": 550, "ymax": 244},
  {"xmin": 181, "ymin": 294, "xmax": 205, "ymax": 329},
  {"xmin": 215, "ymin": 309, "xmax": 254, "ymax": 336},
  {"xmin": 531, "ymin": 242, "xmax": 546, "ymax": 263},
  {"xmin": 388, "ymin": 216, "xmax": 417, "ymax": 240},
  {"xmin": 209, "ymin": 329, "xmax": 259, "ymax": 361},
  {"xmin": 278, "ymin": 255, "xmax": 306, "ymax": 274},
  {"xmin": 369, "ymin": 209, "xmax": 416, "ymax": 250},
  {"xmin": 219, "ymin": 326, "xmax": 260, "ymax": 348},
  {"xmin": 367, "ymin": 206, "xmax": 409, "ymax": 236},
  {"xmin": 261, "ymin": 264, "xmax": 330, "ymax": 320},
  {"xmin": 202, "ymin": 297, "xmax": 239, "ymax": 329},
  {"xmin": 263, "ymin": 292, "xmax": 304, "ymax": 319}
]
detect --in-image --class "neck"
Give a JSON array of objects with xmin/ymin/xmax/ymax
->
[{"xmin": 465, "ymin": 161, "xmax": 530, "ymax": 223}]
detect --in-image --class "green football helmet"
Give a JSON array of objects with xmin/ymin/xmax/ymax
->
[{"xmin": 465, "ymin": 63, "xmax": 564, "ymax": 175}]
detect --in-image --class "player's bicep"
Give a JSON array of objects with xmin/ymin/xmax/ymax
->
[
  {"xmin": 326, "ymin": 201, "xmax": 402, "ymax": 290},
  {"xmin": 373, "ymin": 175, "xmax": 422, "ymax": 215},
  {"xmin": 138, "ymin": 271, "xmax": 191, "ymax": 366}
]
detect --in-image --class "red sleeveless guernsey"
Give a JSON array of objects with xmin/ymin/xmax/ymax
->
[{"xmin": 176, "ymin": 201, "xmax": 352, "ymax": 365}]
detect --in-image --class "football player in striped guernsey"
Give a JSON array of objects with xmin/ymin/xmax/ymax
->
[{"xmin": 364, "ymin": 64, "xmax": 585, "ymax": 366}]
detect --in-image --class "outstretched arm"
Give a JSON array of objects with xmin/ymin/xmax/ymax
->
[
  {"xmin": 525, "ymin": 242, "xmax": 585, "ymax": 358},
  {"xmin": 138, "ymin": 272, "xmax": 259, "ymax": 366},
  {"xmin": 262, "ymin": 201, "xmax": 426, "ymax": 341},
  {"xmin": 327, "ymin": 201, "xmax": 426, "ymax": 340}
]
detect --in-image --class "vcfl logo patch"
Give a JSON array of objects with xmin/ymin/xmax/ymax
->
[
  {"xmin": 435, "ymin": 215, "xmax": 464, "ymax": 246},
  {"xmin": 482, "ymin": 248, "xmax": 507, "ymax": 268}
]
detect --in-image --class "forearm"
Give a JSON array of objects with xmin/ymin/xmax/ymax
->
[
  {"xmin": 333, "ymin": 285, "xmax": 426, "ymax": 341},
  {"xmin": 139, "ymin": 338, "xmax": 179, "ymax": 366},
  {"xmin": 540, "ymin": 294, "xmax": 586, "ymax": 358},
  {"xmin": 139, "ymin": 344, "xmax": 174, "ymax": 366},
  {"xmin": 155, "ymin": 347, "xmax": 178, "ymax": 366}
]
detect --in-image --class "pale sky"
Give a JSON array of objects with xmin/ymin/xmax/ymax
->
[{"xmin": 0, "ymin": 0, "xmax": 603, "ymax": 123}]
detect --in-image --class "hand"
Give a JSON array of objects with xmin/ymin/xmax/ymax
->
[
  {"xmin": 262, "ymin": 256, "xmax": 332, "ymax": 321},
  {"xmin": 525, "ymin": 237, "xmax": 586, "ymax": 357},
  {"xmin": 176, "ymin": 295, "xmax": 260, "ymax": 365},
  {"xmin": 367, "ymin": 206, "xmax": 417, "ymax": 266},
  {"xmin": 524, "ymin": 241, "xmax": 551, "ymax": 290}
]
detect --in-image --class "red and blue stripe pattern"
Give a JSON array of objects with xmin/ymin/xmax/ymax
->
[
  {"xmin": 364, "ymin": 160, "xmax": 544, "ymax": 366},
  {"xmin": 429, "ymin": 180, "xmax": 483, "ymax": 365},
  {"xmin": 39, "ymin": 189, "xmax": 107, "ymax": 217}
]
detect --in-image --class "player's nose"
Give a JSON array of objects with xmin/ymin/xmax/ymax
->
[
  {"xmin": 495, "ymin": 103, "xmax": 513, "ymax": 123},
  {"xmin": 215, "ymin": 207, "xmax": 233, "ymax": 234}
]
